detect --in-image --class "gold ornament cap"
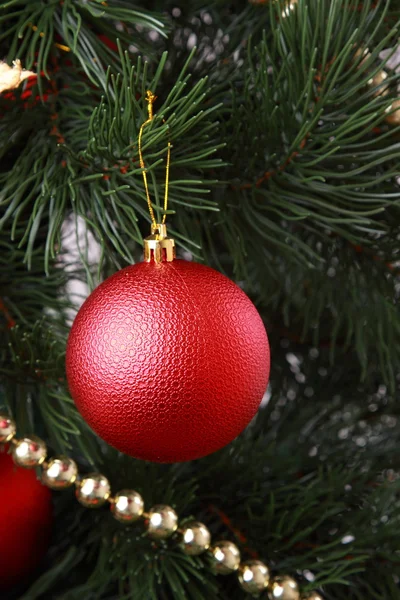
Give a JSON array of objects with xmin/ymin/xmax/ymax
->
[
  {"xmin": 144, "ymin": 223, "xmax": 175, "ymax": 263},
  {"xmin": 301, "ymin": 593, "xmax": 324, "ymax": 600}
]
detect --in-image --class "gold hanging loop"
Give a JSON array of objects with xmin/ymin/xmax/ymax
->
[{"xmin": 138, "ymin": 90, "xmax": 175, "ymax": 263}]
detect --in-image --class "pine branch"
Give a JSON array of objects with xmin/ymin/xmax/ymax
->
[
  {"xmin": 0, "ymin": 49, "xmax": 223, "ymax": 269},
  {"xmin": 0, "ymin": 0, "xmax": 167, "ymax": 84},
  {"xmin": 1, "ymin": 1, "xmax": 400, "ymax": 598},
  {"xmin": 13, "ymin": 341, "xmax": 400, "ymax": 599},
  {"xmin": 0, "ymin": 317, "xmax": 101, "ymax": 460},
  {"xmin": 217, "ymin": 7, "xmax": 400, "ymax": 264},
  {"xmin": 247, "ymin": 239, "xmax": 400, "ymax": 390}
]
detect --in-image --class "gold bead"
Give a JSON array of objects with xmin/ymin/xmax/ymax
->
[
  {"xmin": 0, "ymin": 413, "xmax": 16, "ymax": 443},
  {"xmin": 12, "ymin": 435, "xmax": 47, "ymax": 468},
  {"xmin": 367, "ymin": 69, "xmax": 389, "ymax": 97},
  {"xmin": 146, "ymin": 504, "xmax": 178, "ymax": 539},
  {"xmin": 210, "ymin": 540, "xmax": 241, "ymax": 575},
  {"xmin": 42, "ymin": 456, "xmax": 78, "ymax": 489},
  {"xmin": 385, "ymin": 99, "xmax": 400, "ymax": 126},
  {"xmin": 269, "ymin": 575, "xmax": 300, "ymax": 600},
  {"xmin": 238, "ymin": 560, "xmax": 270, "ymax": 594},
  {"xmin": 248, "ymin": 0, "xmax": 298, "ymax": 13},
  {"xmin": 353, "ymin": 46, "xmax": 370, "ymax": 66},
  {"xmin": 282, "ymin": 0, "xmax": 298, "ymax": 18},
  {"xmin": 181, "ymin": 521, "xmax": 211, "ymax": 555},
  {"xmin": 76, "ymin": 473, "xmax": 111, "ymax": 507},
  {"xmin": 301, "ymin": 593, "xmax": 324, "ymax": 600},
  {"xmin": 111, "ymin": 490, "xmax": 144, "ymax": 523}
]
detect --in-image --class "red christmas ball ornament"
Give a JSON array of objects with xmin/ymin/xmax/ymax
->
[
  {"xmin": 66, "ymin": 226, "xmax": 270, "ymax": 462},
  {"xmin": 0, "ymin": 449, "xmax": 52, "ymax": 591}
]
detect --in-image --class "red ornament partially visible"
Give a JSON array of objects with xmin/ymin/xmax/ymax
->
[
  {"xmin": 0, "ymin": 450, "xmax": 52, "ymax": 591},
  {"xmin": 66, "ymin": 239, "xmax": 270, "ymax": 463}
]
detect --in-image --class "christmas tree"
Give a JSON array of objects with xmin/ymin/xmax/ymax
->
[{"xmin": 1, "ymin": 0, "xmax": 400, "ymax": 598}]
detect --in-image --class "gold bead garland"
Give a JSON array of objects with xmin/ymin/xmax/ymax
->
[
  {"xmin": 146, "ymin": 504, "xmax": 179, "ymax": 539},
  {"xmin": 42, "ymin": 456, "xmax": 78, "ymax": 490},
  {"xmin": 12, "ymin": 435, "xmax": 47, "ymax": 468},
  {"xmin": 247, "ymin": 10, "xmax": 400, "ymax": 127},
  {"xmin": 181, "ymin": 521, "xmax": 211, "ymax": 555},
  {"xmin": 0, "ymin": 413, "xmax": 323, "ymax": 599},
  {"xmin": 353, "ymin": 46, "xmax": 400, "ymax": 125},
  {"xmin": 76, "ymin": 473, "xmax": 111, "ymax": 507},
  {"xmin": 270, "ymin": 575, "xmax": 300, "ymax": 599},
  {"xmin": 301, "ymin": 593, "xmax": 324, "ymax": 600},
  {"xmin": 0, "ymin": 414, "xmax": 16, "ymax": 442},
  {"xmin": 111, "ymin": 489, "xmax": 145, "ymax": 523},
  {"xmin": 281, "ymin": 0, "xmax": 298, "ymax": 17},
  {"xmin": 248, "ymin": 0, "xmax": 298, "ymax": 18},
  {"xmin": 385, "ymin": 98, "xmax": 400, "ymax": 126},
  {"xmin": 210, "ymin": 540, "xmax": 242, "ymax": 574},
  {"xmin": 366, "ymin": 79, "xmax": 399, "ymax": 127},
  {"xmin": 238, "ymin": 560, "xmax": 270, "ymax": 594}
]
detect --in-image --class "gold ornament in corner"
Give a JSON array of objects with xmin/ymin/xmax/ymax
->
[{"xmin": 0, "ymin": 59, "xmax": 36, "ymax": 94}]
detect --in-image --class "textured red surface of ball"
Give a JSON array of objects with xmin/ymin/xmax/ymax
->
[
  {"xmin": 0, "ymin": 450, "xmax": 52, "ymax": 591},
  {"xmin": 66, "ymin": 259, "xmax": 270, "ymax": 462}
]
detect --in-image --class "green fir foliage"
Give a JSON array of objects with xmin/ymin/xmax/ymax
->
[{"xmin": 0, "ymin": 0, "xmax": 400, "ymax": 598}]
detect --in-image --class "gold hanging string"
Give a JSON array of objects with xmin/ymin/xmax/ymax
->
[{"xmin": 138, "ymin": 90, "xmax": 171, "ymax": 228}]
